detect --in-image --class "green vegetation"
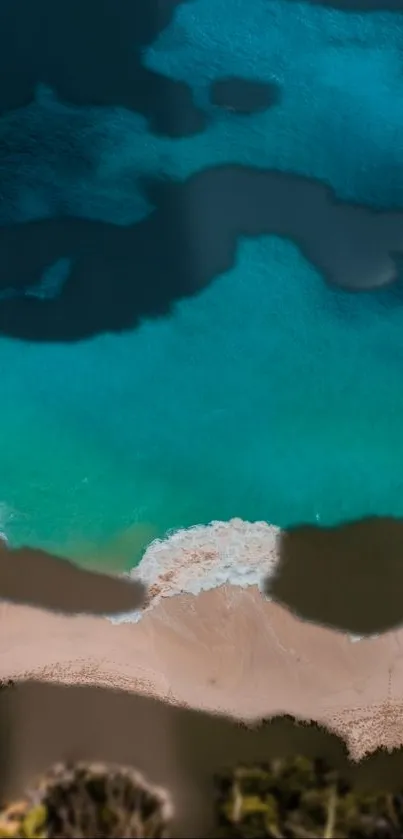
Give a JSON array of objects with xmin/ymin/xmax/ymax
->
[
  {"xmin": 2, "ymin": 756, "xmax": 403, "ymax": 837},
  {"xmin": 215, "ymin": 756, "xmax": 403, "ymax": 838},
  {"xmin": 0, "ymin": 762, "xmax": 173, "ymax": 838}
]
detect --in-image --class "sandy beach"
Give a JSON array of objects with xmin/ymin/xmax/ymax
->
[
  {"xmin": 1, "ymin": 585, "xmax": 403, "ymax": 763},
  {"xmin": 3, "ymin": 516, "xmax": 403, "ymax": 834}
]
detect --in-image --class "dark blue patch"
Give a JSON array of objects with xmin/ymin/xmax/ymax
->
[
  {"xmin": 1, "ymin": 165, "xmax": 403, "ymax": 342},
  {"xmin": 0, "ymin": 0, "xmax": 206, "ymax": 137},
  {"xmin": 209, "ymin": 77, "xmax": 281, "ymax": 114}
]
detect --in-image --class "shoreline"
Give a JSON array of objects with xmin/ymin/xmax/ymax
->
[
  {"xmin": 111, "ymin": 518, "xmax": 281, "ymax": 623},
  {"xmin": 0, "ymin": 518, "xmax": 399, "ymax": 765},
  {"xmin": 110, "ymin": 518, "xmax": 377, "ymax": 643}
]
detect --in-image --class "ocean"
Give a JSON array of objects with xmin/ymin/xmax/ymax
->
[{"xmin": 1, "ymin": 0, "xmax": 403, "ymax": 571}]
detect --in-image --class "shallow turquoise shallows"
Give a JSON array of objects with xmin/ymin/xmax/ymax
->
[{"xmin": 1, "ymin": 0, "xmax": 403, "ymax": 569}]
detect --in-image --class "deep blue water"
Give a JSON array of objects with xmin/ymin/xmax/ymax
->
[{"xmin": 1, "ymin": 0, "xmax": 403, "ymax": 568}]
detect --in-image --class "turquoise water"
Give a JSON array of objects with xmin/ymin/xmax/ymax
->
[{"xmin": 1, "ymin": 0, "xmax": 403, "ymax": 568}]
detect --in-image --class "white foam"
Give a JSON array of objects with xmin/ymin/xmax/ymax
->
[
  {"xmin": 109, "ymin": 517, "xmax": 280, "ymax": 624},
  {"xmin": 348, "ymin": 633, "xmax": 380, "ymax": 643}
]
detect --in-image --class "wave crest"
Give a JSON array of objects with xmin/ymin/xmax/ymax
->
[{"xmin": 110, "ymin": 518, "xmax": 280, "ymax": 624}]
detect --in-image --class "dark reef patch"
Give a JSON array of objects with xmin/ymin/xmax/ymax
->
[
  {"xmin": 0, "ymin": 0, "xmax": 206, "ymax": 137},
  {"xmin": 209, "ymin": 76, "xmax": 281, "ymax": 114},
  {"xmin": 0, "ymin": 165, "xmax": 403, "ymax": 342}
]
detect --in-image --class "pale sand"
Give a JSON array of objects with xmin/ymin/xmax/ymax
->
[
  {"xmin": 1, "ymin": 586, "xmax": 403, "ymax": 762},
  {"xmin": 2, "ymin": 517, "xmax": 403, "ymax": 773}
]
